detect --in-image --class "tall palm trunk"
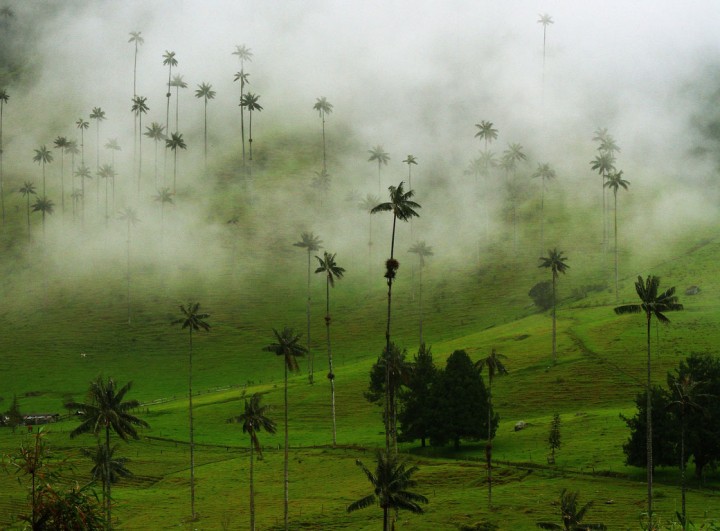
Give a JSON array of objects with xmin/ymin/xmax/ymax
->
[
  {"xmin": 105, "ymin": 424, "xmax": 112, "ymax": 530},
  {"xmin": 284, "ymin": 361, "xmax": 289, "ymax": 530},
  {"xmin": 368, "ymin": 215, "xmax": 373, "ymax": 280},
  {"xmin": 42, "ymin": 162, "xmax": 46, "ymax": 197},
  {"xmin": 96, "ymin": 123, "xmax": 100, "ymax": 208},
  {"xmin": 680, "ymin": 407, "xmax": 687, "ymax": 528},
  {"xmin": 0, "ymin": 99, "xmax": 5, "ymax": 224},
  {"xmin": 164, "ymin": 66, "xmax": 172, "ymax": 184},
  {"xmin": 325, "ymin": 276, "xmax": 337, "ymax": 447},
  {"xmin": 203, "ymin": 98, "xmax": 208, "ymax": 171},
  {"xmin": 249, "ymin": 110, "xmax": 254, "ymax": 161},
  {"xmin": 126, "ymin": 223, "xmax": 131, "ymax": 325},
  {"xmin": 383, "ymin": 504, "xmax": 388, "ymax": 531},
  {"xmin": 418, "ymin": 263, "xmax": 424, "ymax": 344},
  {"xmin": 613, "ymin": 190, "xmax": 619, "ymax": 300},
  {"xmin": 487, "ymin": 377, "xmax": 493, "ymax": 509},
  {"xmin": 384, "ymin": 213, "xmax": 398, "ymax": 453},
  {"xmin": 645, "ymin": 312, "xmax": 653, "ymax": 527},
  {"xmin": 25, "ymin": 196, "xmax": 31, "ymax": 240},
  {"xmin": 249, "ymin": 435, "xmax": 256, "ymax": 531},
  {"xmin": 540, "ymin": 182, "xmax": 545, "ymax": 251},
  {"xmin": 189, "ymin": 327, "xmax": 196, "ymax": 520},
  {"xmin": 321, "ymin": 111, "xmax": 327, "ymax": 173},
  {"xmin": 306, "ymin": 250, "xmax": 313, "ymax": 384},
  {"xmin": 137, "ymin": 114, "xmax": 143, "ymax": 195},
  {"xmin": 551, "ymin": 272, "xmax": 557, "ymax": 365},
  {"xmin": 59, "ymin": 152, "xmax": 65, "ymax": 214},
  {"xmin": 377, "ymin": 163, "xmax": 382, "ymax": 195}
]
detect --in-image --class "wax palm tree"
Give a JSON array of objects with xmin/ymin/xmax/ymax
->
[
  {"xmin": 293, "ymin": 232, "xmax": 323, "ymax": 384},
  {"xmin": 162, "ymin": 51, "xmax": 177, "ymax": 137},
  {"xmin": 532, "ymin": 162, "xmax": 556, "ymax": 250},
  {"xmin": 539, "ymin": 248, "xmax": 569, "ymax": 365},
  {"xmin": 474, "ymin": 120, "xmax": 498, "ymax": 151},
  {"xmin": 97, "ymin": 164, "xmax": 116, "ymax": 226},
  {"xmin": 311, "ymin": 169, "xmax": 331, "ymax": 205},
  {"xmin": 104, "ymin": 139, "xmax": 121, "ymax": 211},
  {"xmin": 144, "ymin": 122, "xmax": 166, "ymax": 188},
  {"xmin": 75, "ymin": 164, "xmax": 91, "ymax": 223},
  {"xmin": 263, "ymin": 327, "xmax": 307, "ymax": 531},
  {"xmin": 604, "ymin": 170, "xmax": 630, "ymax": 299},
  {"xmin": 402, "ymin": 154, "xmax": 418, "ymax": 191},
  {"xmin": 475, "ymin": 349, "xmax": 508, "ymax": 509},
  {"xmin": 172, "ymin": 302, "xmax": 211, "ymax": 522},
  {"xmin": 76, "ymin": 117, "xmax": 89, "ymax": 166},
  {"xmin": 66, "ymin": 140, "xmax": 79, "ymax": 180},
  {"xmin": 347, "ymin": 450, "xmax": 428, "ymax": 531},
  {"xmin": 408, "ymin": 241, "xmax": 433, "ymax": 344},
  {"xmin": 536, "ymin": 489, "xmax": 606, "ymax": 530},
  {"xmin": 33, "ymin": 145, "xmax": 53, "ymax": 196},
  {"xmin": 360, "ymin": 194, "xmax": 380, "ymax": 278},
  {"xmin": 502, "ymin": 143, "xmax": 527, "ymax": 177},
  {"xmin": 314, "ymin": 251, "xmax": 345, "ymax": 447},
  {"xmin": 90, "ymin": 107, "xmax": 106, "ymax": 204},
  {"xmin": 372, "ymin": 182, "xmax": 421, "ymax": 451},
  {"xmin": 170, "ymin": 74, "xmax": 187, "ymax": 132},
  {"xmin": 71, "ymin": 188, "xmax": 82, "ymax": 221},
  {"xmin": 240, "ymin": 92, "xmax": 262, "ymax": 161},
  {"xmin": 0, "ymin": 88, "xmax": 7, "ymax": 224},
  {"xmin": 67, "ymin": 377, "xmax": 148, "ymax": 529},
  {"xmin": 313, "ymin": 97, "xmax": 333, "ymax": 172},
  {"xmin": 82, "ymin": 444, "xmax": 132, "ymax": 511},
  {"xmin": 614, "ymin": 276, "xmax": 682, "ymax": 526},
  {"xmin": 368, "ymin": 145, "xmax": 390, "ymax": 194},
  {"xmin": 194, "ymin": 82, "xmax": 215, "ymax": 169},
  {"xmin": 166, "ymin": 132, "xmax": 186, "ymax": 193},
  {"xmin": 118, "ymin": 207, "xmax": 139, "ymax": 324},
  {"xmin": 128, "ymin": 31, "xmax": 144, "ymax": 97},
  {"xmin": 153, "ymin": 186, "xmax": 173, "ymax": 237},
  {"xmin": 131, "ymin": 96, "xmax": 149, "ymax": 194},
  {"xmin": 229, "ymin": 392, "xmax": 276, "ymax": 531},
  {"xmin": 233, "ymin": 44, "xmax": 253, "ymax": 163},
  {"xmin": 537, "ymin": 13, "xmax": 554, "ymax": 90},
  {"xmin": 590, "ymin": 151, "xmax": 615, "ymax": 247},
  {"xmin": 18, "ymin": 181, "xmax": 36, "ymax": 239},
  {"xmin": 53, "ymin": 136, "xmax": 69, "ymax": 214}
]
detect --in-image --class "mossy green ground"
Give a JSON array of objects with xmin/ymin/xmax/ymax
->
[{"xmin": 0, "ymin": 138, "xmax": 719, "ymax": 529}]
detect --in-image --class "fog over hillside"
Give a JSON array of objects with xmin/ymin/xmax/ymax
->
[{"xmin": 2, "ymin": 0, "xmax": 720, "ymax": 287}]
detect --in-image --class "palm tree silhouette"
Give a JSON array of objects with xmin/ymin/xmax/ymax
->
[
  {"xmin": 170, "ymin": 74, "xmax": 187, "ymax": 132},
  {"xmin": 0, "ymin": 88, "xmax": 8, "ymax": 223},
  {"xmin": 118, "ymin": 207, "xmax": 139, "ymax": 324},
  {"xmin": 131, "ymin": 96, "xmax": 149, "ymax": 195},
  {"xmin": 537, "ymin": 13, "xmax": 554, "ymax": 106},
  {"xmin": 372, "ymin": 182, "xmax": 421, "ymax": 451},
  {"xmin": 153, "ymin": 187, "xmax": 174, "ymax": 237},
  {"xmin": 590, "ymin": 150, "xmax": 615, "ymax": 248},
  {"xmin": 263, "ymin": 327, "xmax": 306, "ymax": 531},
  {"xmin": 161, "ymin": 51, "xmax": 177, "ymax": 135},
  {"xmin": 401, "ymin": 154, "xmax": 418, "ymax": 190},
  {"xmin": 536, "ymin": 488, "xmax": 605, "ymax": 530},
  {"xmin": 531, "ymin": 162, "xmax": 556, "ymax": 250},
  {"xmin": 75, "ymin": 164, "xmax": 91, "ymax": 224},
  {"xmin": 229, "ymin": 392, "xmax": 276, "ymax": 531},
  {"xmin": 233, "ymin": 44, "xmax": 253, "ymax": 164},
  {"xmin": 18, "ymin": 181, "xmax": 36, "ymax": 239},
  {"xmin": 97, "ymin": 164, "xmax": 116, "ymax": 226},
  {"xmin": 166, "ymin": 132, "xmax": 187, "ymax": 193},
  {"xmin": 82, "ymin": 443, "xmax": 132, "ymax": 518},
  {"xmin": 293, "ymin": 232, "xmax": 323, "ymax": 384},
  {"xmin": 172, "ymin": 302, "xmax": 211, "ymax": 522},
  {"xmin": 475, "ymin": 349, "xmax": 508, "ymax": 509},
  {"xmin": 539, "ymin": 248, "xmax": 569, "ymax": 365},
  {"xmin": 194, "ymin": 82, "xmax": 216, "ymax": 170},
  {"xmin": 76, "ymin": 117, "xmax": 89, "ymax": 168},
  {"xmin": 53, "ymin": 136, "xmax": 69, "ymax": 214},
  {"xmin": 311, "ymin": 169, "xmax": 331, "ymax": 206},
  {"xmin": 89, "ymin": 107, "xmax": 106, "ymax": 206},
  {"xmin": 104, "ymin": 139, "xmax": 121, "ymax": 211},
  {"xmin": 313, "ymin": 97, "xmax": 333, "ymax": 172},
  {"xmin": 359, "ymin": 194, "xmax": 380, "ymax": 278},
  {"xmin": 368, "ymin": 145, "xmax": 390, "ymax": 194},
  {"xmin": 474, "ymin": 120, "xmax": 498, "ymax": 151},
  {"xmin": 66, "ymin": 377, "xmax": 148, "ymax": 529},
  {"xmin": 128, "ymin": 31, "xmax": 144, "ymax": 97},
  {"xmin": 240, "ymin": 92, "xmax": 262, "ymax": 161},
  {"xmin": 347, "ymin": 450, "xmax": 428, "ymax": 531},
  {"xmin": 315, "ymin": 251, "xmax": 345, "ymax": 446},
  {"xmin": 408, "ymin": 241, "xmax": 433, "ymax": 344},
  {"xmin": 614, "ymin": 275, "xmax": 682, "ymax": 526},
  {"xmin": 33, "ymin": 145, "xmax": 53, "ymax": 197},
  {"xmin": 604, "ymin": 170, "xmax": 630, "ymax": 299},
  {"xmin": 144, "ymin": 122, "xmax": 166, "ymax": 188}
]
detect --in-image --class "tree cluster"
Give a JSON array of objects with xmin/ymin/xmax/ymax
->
[{"xmin": 621, "ymin": 352, "xmax": 720, "ymax": 479}]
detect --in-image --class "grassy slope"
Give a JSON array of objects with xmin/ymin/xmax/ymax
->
[{"xmin": 0, "ymin": 130, "xmax": 719, "ymax": 529}]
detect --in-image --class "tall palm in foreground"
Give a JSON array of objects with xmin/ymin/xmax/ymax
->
[
  {"xmin": 229, "ymin": 392, "xmax": 276, "ymax": 531},
  {"xmin": 128, "ymin": 31, "xmax": 144, "ymax": 97},
  {"xmin": 53, "ymin": 136, "xmax": 68, "ymax": 214},
  {"xmin": 144, "ymin": 122, "xmax": 166, "ymax": 188},
  {"xmin": 172, "ymin": 302, "xmax": 211, "ymax": 523},
  {"xmin": 90, "ymin": 107, "xmax": 106, "ymax": 206},
  {"xmin": 33, "ymin": 145, "xmax": 53, "ymax": 196},
  {"xmin": 166, "ymin": 132, "xmax": 187, "ymax": 193},
  {"xmin": 293, "ymin": 232, "xmax": 323, "ymax": 384},
  {"xmin": 263, "ymin": 327, "xmax": 306, "ymax": 531},
  {"xmin": 131, "ymin": 96, "xmax": 149, "ymax": 194},
  {"xmin": 532, "ymin": 162, "xmax": 556, "ymax": 250},
  {"xmin": 475, "ymin": 349, "xmax": 508, "ymax": 509},
  {"xmin": 408, "ymin": 241, "xmax": 433, "ymax": 344},
  {"xmin": 315, "ymin": 251, "xmax": 345, "ymax": 447},
  {"xmin": 233, "ymin": 44, "xmax": 253, "ymax": 164},
  {"xmin": 0, "ymin": 88, "xmax": 8, "ymax": 223},
  {"xmin": 67, "ymin": 377, "xmax": 148, "ymax": 530},
  {"xmin": 360, "ymin": 194, "xmax": 380, "ymax": 279},
  {"xmin": 194, "ymin": 82, "xmax": 215, "ymax": 170},
  {"xmin": 240, "ymin": 92, "xmax": 262, "ymax": 161},
  {"xmin": 18, "ymin": 181, "xmax": 36, "ymax": 239},
  {"xmin": 372, "ymin": 182, "xmax": 421, "ymax": 452},
  {"xmin": 347, "ymin": 450, "xmax": 428, "ymax": 531},
  {"xmin": 368, "ymin": 145, "xmax": 390, "ymax": 194},
  {"xmin": 604, "ymin": 170, "xmax": 630, "ymax": 300},
  {"xmin": 31, "ymin": 197, "xmax": 54, "ymax": 239},
  {"xmin": 313, "ymin": 97, "xmax": 333, "ymax": 172},
  {"xmin": 474, "ymin": 120, "xmax": 498, "ymax": 151},
  {"xmin": 539, "ymin": 248, "xmax": 569, "ymax": 365},
  {"xmin": 118, "ymin": 207, "xmax": 139, "ymax": 324},
  {"xmin": 614, "ymin": 276, "xmax": 682, "ymax": 527}
]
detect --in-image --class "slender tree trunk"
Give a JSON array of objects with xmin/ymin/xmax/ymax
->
[
  {"xmin": 42, "ymin": 163, "xmax": 46, "ymax": 197},
  {"xmin": 383, "ymin": 505, "xmax": 388, "ymax": 531},
  {"xmin": 137, "ymin": 115, "xmax": 143, "ymax": 195},
  {"xmin": 384, "ymin": 213, "xmax": 398, "ymax": 453},
  {"xmin": 173, "ymin": 148, "xmax": 178, "ymax": 194},
  {"xmin": 60, "ymin": 152, "xmax": 65, "ymax": 215},
  {"xmin": 326, "ymin": 277, "xmax": 336, "ymax": 447},
  {"xmin": 126, "ymin": 224, "xmax": 131, "ymax": 325},
  {"xmin": 602, "ymin": 172, "xmax": 607, "ymax": 251},
  {"xmin": 240, "ymin": 86, "xmax": 246, "ymax": 166},
  {"xmin": 189, "ymin": 328, "xmax": 196, "ymax": 521},
  {"xmin": 306, "ymin": 250, "xmax": 313, "ymax": 384},
  {"xmin": 284, "ymin": 362, "xmax": 289, "ymax": 530},
  {"xmin": 418, "ymin": 264, "xmax": 423, "ymax": 344},
  {"xmin": 646, "ymin": 313, "xmax": 653, "ymax": 527},
  {"xmin": 249, "ymin": 437, "xmax": 255, "ymax": 531},
  {"xmin": 552, "ymin": 272, "xmax": 557, "ymax": 365},
  {"xmin": 681, "ymin": 412, "xmax": 686, "ymax": 529},
  {"xmin": 104, "ymin": 175, "xmax": 109, "ymax": 228},
  {"xmin": 321, "ymin": 113, "xmax": 327, "ymax": 172},
  {"xmin": 249, "ymin": 111, "xmax": 253, "ymax": 161},
  {"xmin": 175, "ymin": 86, "xmax": 180, "ymax": 132},
  {"xmin": 368, "ymin": 215, "xmax": 373, "ymax": 281},
  {"xmin": 164, "ymin": 66, "xmax": 172, "ymax": 185},
  {"xmin": 377, "ymin": 163, "xmax": 381, "ymax": 195},
  {"xmin": 203, "ymin": 99, "xmax": 208, "ymax": 171},
  {"xmin": 614, "ymin": 190, "xmax": 619, "ymax": 301},
  {"xmin": 154, "ymin": 140, "xmax": 159, "ymax": 190},
  {"xmin": 487, "ymin": 377, "xmax": 493, "ymax": 509},
  {"xmin": 96, "ymin": 122, "xmax": 100, "ymax": 208},
  {"xmin": 540, "ymin": 182, "xmax": 545, "ymax": 251},
  {"xmin": 0, "ymin": 100, "xmax": 5, "ymax": 225},
  {"xmin": 106, "ymin": 424, "xmax": 112, "ymax": 530},
  {"xmin": 26, "ymin": 197, "xmax": 30, "ymax": 240}
]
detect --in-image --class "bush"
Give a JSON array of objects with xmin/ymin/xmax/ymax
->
[{"xmin": 529, "ymin": 281, "xmax": 553, "ymax": 310}]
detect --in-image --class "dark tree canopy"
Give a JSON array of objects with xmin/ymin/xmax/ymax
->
[{"xmin": 398, "ymin": 344, "xmax": 437, "ymax": 447}]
